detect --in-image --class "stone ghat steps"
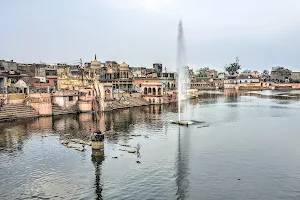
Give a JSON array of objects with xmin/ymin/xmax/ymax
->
[
  {"xmin": 105, "ymin": 98, "xmax": 152, "ymax": 111},
  {"xmin": 0, "ymin": 104, "xmax": 38, "ymax": 121},
  {"xmin": 111, "ymin": 101, "xmax": 127, "ymax": 109},
  {"xmin": 126, "ymin": 98, "xmax": 150, "ymax": 106},
  {"xmin": 52, "ymin": 105, "xmax": 78, "ymax": 116}
]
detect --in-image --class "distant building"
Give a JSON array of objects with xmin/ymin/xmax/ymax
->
[
  {"xmin": 207, "ymin": 70, "xmax": 217, "ymax": 78},
  {"xmin": 130, "ymin": 67, "xmax": 146, "ymax": 78},
  {"xmin": 236, "ymin": 75, "xmax": 260, "ymax": 83},
  {"xmin": 218, "ymin": 72, "xmax": 225, "ymax": 79},
  {"xmin": 0, "ymin": 60, "xmax": 17, "ymax": 71},
  {"xmin": 153, "ymin": 63, "xmax": 162, "ymax": 74}
]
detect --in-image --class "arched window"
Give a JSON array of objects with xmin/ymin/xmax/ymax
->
[
  {"xmin": 105, "ymin": 89, "xmax": 111, "ymax": 99},
  {"xmin": 158, "ymin": 88, "xmax": 161, "ymax": 95},
  {"xmin": 148, "ymin": 88, "xmax": 151, "ymax": 94},
  {"xmin": 152, "ymin": 88, "xmax": 156, "ymax": 95},
  {"xmin": 144, "ymin": 87, "xmax": 148, "ymax": 94}
]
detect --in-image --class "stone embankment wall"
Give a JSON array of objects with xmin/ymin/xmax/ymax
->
[
  {"xmin": 0, "ymin": 93, "xmax": 25, "ymax": 104},
  {"xmin": 27, "ymin": 93, "xmax": 52, "ymax": 116}
]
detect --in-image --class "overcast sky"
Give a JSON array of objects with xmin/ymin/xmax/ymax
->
[{"xmin": 1, "ymin": 0, "xmax": 300, "ymax": 72}]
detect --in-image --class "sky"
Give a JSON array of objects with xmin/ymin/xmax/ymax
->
[{"xmin": 1, "ymin": 0, "xmax": 300, "ymax": 72}]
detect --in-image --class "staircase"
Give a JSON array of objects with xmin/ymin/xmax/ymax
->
[
  {"xmin": 105, "ymin": 97, "xmax": 150, "ymax": 111},
  {"xmin": 0, "ymin": 104, "xmax": 38, "ymax": 121},
  {"xmin": 126, "ymin": 97, "xmax": 150, "ymax": 106},
  {"xmin": 52, "ymin": 104, "xmax": 78, "ymax": 116}
]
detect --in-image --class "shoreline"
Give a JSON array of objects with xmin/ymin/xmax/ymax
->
[{"xmin": 0, "ymin": 97, "xmax": 178, "ymax": 123}]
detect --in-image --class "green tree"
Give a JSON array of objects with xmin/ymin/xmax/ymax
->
[
  {"xmin": 272, "ymin": 66, "xmax": 291, "ymax": 77},
  {"xmin": 242, "ymin": 69, "xmax": 251, "ymax": 73},
  {"xmin": 196, "ymin": 67, "xmax": 210, "ymax": 77},
  {"xmin": 262, "ymin": 70, "xmax": 269, "ymax": 76},
  {"xmin": 225, "ymin": 62, "xmax": 241, "ymax": 75}
]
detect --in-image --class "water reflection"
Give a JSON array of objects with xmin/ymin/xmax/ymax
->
[
  {"xmin": 91, "ymin": 150, "xmax": 105, "ymax": 200},
  {"xmin": 0, "ymin": 121, "xmax": 29, "ymax": 153},
  {"xmin": 175, "ymin": 127, "xmax": 190, "ymax": 200}
]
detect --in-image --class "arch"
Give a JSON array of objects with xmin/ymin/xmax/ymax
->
[
  {"xmin": 153, "ymin": 99, "xmax": 155, "ymax": 103},
  {"xmin": 167, "ymin": 82, "xmax": 170, "ymax": 89},
  {"xmin": 105, "ymin": 89, "xmax": 111, "ymax": 94},
  {"xmin": 144, "ymin": 87, "xmax": 148, "ymax": 94},
  {"xmin": 152, "ymin": 88, "xmax": 156, "ymax": 95},
  {"xmin": 148, "ymin": 88, "xmax": 152, "ymax": 94},
  {"xmin": 158, "ymin": 88, "xmax": 162, "ymax": 95},
  {"xmin": 105, "ymin": 89, "xmax": 111, "ymax": 99}
]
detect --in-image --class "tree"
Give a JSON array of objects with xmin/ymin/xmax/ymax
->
[
  {"xmin": 242, "ymin": 69, "xmax": 251, "ymax": 74},
  {"xmin": 272, "ymin": 67, "xmax": 291, "ymax": 76},
  {"xmin": 262, "ymin": 70, "xmax": 269, "ymax": 76},
  {"xmin": 225, "ymin": 62, "xmax": 241, "ymax": 75},
  {"xmin": 271, "ymin": 66, "xmax": 292, "ymax": 82},
  {"xmin": 196, "ymin": 67, "xmax": 210, "ymax": 77}
]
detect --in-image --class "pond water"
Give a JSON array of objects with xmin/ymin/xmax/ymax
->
[{"xmin": 1, "ymin": 91, "xmax": 300, "ymax": 200}]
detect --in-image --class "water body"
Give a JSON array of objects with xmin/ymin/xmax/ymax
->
[{"xmin": 1, "ymin": 91, "xmax": 300, "ymax": 200}]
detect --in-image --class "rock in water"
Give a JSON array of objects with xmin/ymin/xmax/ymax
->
[{"xmin": 76, "ymin": 147, "xmax": 85, "ymax": 152}]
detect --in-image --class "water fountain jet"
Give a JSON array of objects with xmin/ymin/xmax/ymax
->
[{"xmin": 171, "ymin": 20, "xmax": 190, "ymax": 126}]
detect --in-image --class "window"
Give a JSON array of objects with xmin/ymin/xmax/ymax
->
[
  {"xmin": 69, "ymin": 96, "xmax": 73, "ymax": 101},
  {"xmin": 46, "ymin": 80, "xmax": 49, "ymax": 83}
]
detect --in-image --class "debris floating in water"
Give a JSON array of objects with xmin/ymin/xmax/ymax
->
[
  {"xmin": 119, "ymin": 149, "xmax": 127, "ymax": 151},
  {"xmin": 127, "ymin": 150, "xmax": 136, "ymax": 153},
  {"xmin": 170, "ymin": 120, "xmax": 189, "ymax": 126},
  {"xmin": 119, "ymin": 144, "xmax": 131, "ymax": 147},
  {"xmin": 131, "ymin": 134, "xmax": 141, "ymax": 137}
]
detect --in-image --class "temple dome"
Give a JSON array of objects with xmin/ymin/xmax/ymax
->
[
  {"xmin": 91, "ymin": 54, "xmax": 101, "ymax": 69},
  {"xmin": 119, "ymin": 62, "xmax": 129, "ymax": 69}
]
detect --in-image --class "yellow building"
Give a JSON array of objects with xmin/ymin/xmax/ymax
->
[{"xmin": 57, "ymin": 55, "xmax": 133, "ymax": 91}]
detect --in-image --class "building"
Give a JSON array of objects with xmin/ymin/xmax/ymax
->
[
  {"xmin": 57, "ymin": 55, "xmax": 134, "ymax": 91},
  {"xmin": 130, "ymin": 67, "xmax": 146, "ymax": 78},
  {"xmin": 0, "ymin": 60, "xmax": 18, "ymax": 71},
  {"xmin": 141, "ymin": 82, "xmax": 164, "ymax": 104},
  {"xmin": 190, "ymin": 77, "xmax": 224, "ymax": 90},
  {"xmin": 35, "ymin": 64, "xmax": 58, "ymax": 89},
  {"xmin": 217, "ymin": 72, "xmax": 225, "ymax": 79},
  {"xmin": 236, "ymin": 75, "xmax": 260, "ymax": 83},
  {"xmin": 153, "ymin": 63, "xmax": 162, "ymax": 74}
]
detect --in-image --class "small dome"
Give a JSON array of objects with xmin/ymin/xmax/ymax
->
[
  {"xmin": 119, "ymin": 62, "xmax": 129, "ymax": 69},
  {"xmin": 91, "ymin": 54, "xmax": 101, "ymax": 69}
]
